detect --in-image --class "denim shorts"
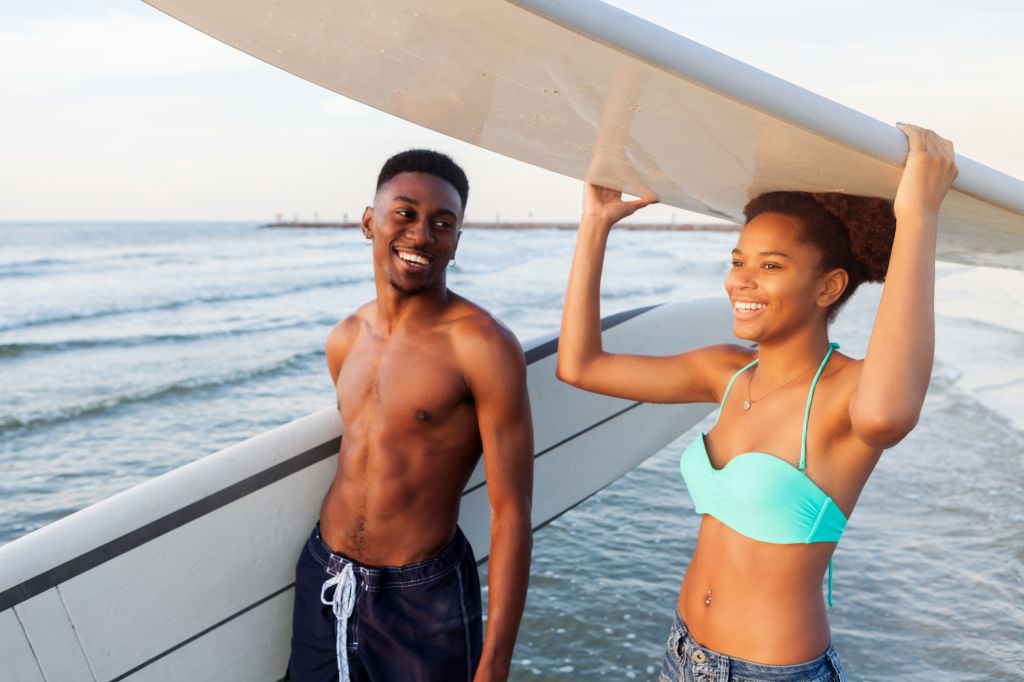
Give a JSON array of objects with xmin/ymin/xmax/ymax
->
[
  {"xmin": 659, "ymin": 610, "xmax": 846, "ymax": 682},
  {"xmin": 286, "ymin": 524, "xmax": 482, "ymax": 682}
]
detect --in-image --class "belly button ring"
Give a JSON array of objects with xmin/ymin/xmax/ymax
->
[{"xmin": 704, "ymin": 589, "xmax": 712, "ymax": 606}]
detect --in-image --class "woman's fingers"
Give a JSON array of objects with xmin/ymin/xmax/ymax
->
[
  {"xmin": 631, "ymin": 193, "xmax": 659, "ymax": 208},
  {"xmin": 893, "ymin": 123, "xmax": 957, "ymax": 219},
  {"xmin": 582, "ymin": 182, "xmax": 658, "ymax": 224},
  {"xmin": 896, "ymin": 122, "xmax": 923, "ymax": 149},
  {"xmin": 898, "ymin": 124, "xmax": 956, "ymax": 166}
]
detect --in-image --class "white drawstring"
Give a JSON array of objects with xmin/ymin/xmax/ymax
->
[{"xmin": 320, "ymin": 562, "xmax": 356, "ymax": 681}]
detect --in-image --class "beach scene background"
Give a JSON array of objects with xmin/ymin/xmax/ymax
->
[
  {"xmin": 3, "ymin": 0, "xmax": 1023, "ymax": 679},
  {"xmin": 2, "ymin": 222, "xmax": 1021, "ymax": 680}
]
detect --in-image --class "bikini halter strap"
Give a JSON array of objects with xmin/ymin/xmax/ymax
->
[
  {"xmin": 715, "ymin": 356, "xmax": 759, "ymax": 425},
  {"xmin": 716, "ymin": 343, "xmax": 841, "ymax": 460},
  {"xmin": 800, "ymin": 342, "xmax": 840, "ymax": 471}
]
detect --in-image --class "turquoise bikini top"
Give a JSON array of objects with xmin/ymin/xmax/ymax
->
[{"xmin": 679, "ymin": 342, "xmax": 847, "ymax": 605}]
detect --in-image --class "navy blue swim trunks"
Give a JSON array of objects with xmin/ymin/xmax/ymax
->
[{"xmin": 286, "ymin": 524, "xmax": 482, "ymax": 682}]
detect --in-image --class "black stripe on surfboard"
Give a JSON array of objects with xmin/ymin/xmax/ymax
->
[
  {"xmin": 461, "ymin": 401, "xmax": 643, "ymax": 496},
  {"xmin": 0, "ymin": 439, "xmax": 339, "ymax": 612},
  {"xmin": 108, "ymin": 582, "xmax": 296, "ymax": 682},
  {"xmin": 523, "ymin": 304, "xmax": 656, "ymax": 364},
  {"xmin": 0, "ymin": 304, "xmax": 660, "ymax": 613}
]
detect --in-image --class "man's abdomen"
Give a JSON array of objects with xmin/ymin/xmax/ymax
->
[{"xmin": 318, "ymin": 440, "xmax": 478, "ymax": 566}]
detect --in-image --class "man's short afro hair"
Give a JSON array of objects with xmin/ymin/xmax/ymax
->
[{"xmin": 376, "ymin": 149, "xmax": 469, "ymax": 210}]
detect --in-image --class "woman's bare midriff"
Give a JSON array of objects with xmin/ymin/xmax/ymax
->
[{"xmin": 677, "ymin": 514, "xmax": 835, "ymax": 665}]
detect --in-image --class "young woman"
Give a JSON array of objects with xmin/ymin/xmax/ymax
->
[{"xmin": 557, "ymin": 125, "xmax": 956, "ymax": 681}]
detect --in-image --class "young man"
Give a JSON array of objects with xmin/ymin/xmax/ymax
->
[{"xmin": 287, "ymin": 150, "xmax": 534, "ymax": 682}]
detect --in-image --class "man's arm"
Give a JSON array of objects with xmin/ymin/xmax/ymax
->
[
  {"xmin": 460, "ymin": 319, "xmax": 534, "ymax": 682},
  {"xmin": 325, "ymin": 314, "xmax": 363, "ymax": 386}
]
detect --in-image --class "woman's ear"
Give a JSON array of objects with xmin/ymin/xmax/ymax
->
[{"xmin": 818, "ymin": 268, "xmax": 849, "ymax": 309}]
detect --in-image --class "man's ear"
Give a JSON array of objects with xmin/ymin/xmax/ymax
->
[{"xmin": 361, "ymin": 206, "xmax": 374, "ymax": 240}]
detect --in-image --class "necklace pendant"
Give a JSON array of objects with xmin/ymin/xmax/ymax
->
[{"xmin": 742, "ymin": 399, "xmax": 751, "ymax": 411}]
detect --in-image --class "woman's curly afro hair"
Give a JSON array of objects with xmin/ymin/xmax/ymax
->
[{"xmin": 742, "ymin": 191, "xmax": 896, "ymax": 322}]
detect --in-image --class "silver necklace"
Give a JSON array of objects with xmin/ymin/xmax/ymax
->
[{"xmin": 743, "ymin": 361, "xmax": 818, "ymax": 411}]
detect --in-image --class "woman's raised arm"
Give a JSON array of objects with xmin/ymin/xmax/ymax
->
[
  {"xmin": 556, "ymin": 183, "xmax": 732, "ymax": 404},
  {"xmin": 850, "ymin": 125, "xmax": 957, "ymax": 447}
]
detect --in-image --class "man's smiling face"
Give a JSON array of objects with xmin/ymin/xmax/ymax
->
[{"xmin": 364, "ymin": 171, "xmax": 463, "ymax": 296}]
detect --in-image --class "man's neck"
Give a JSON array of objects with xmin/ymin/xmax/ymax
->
[{"xmin": 373, "ymin": 281, "xmax": 451, "ymax": 333}]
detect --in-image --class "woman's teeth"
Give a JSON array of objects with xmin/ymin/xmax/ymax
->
[{"xmin": 734, "ymin": 301, "xmax": 765, "ymax": 311}]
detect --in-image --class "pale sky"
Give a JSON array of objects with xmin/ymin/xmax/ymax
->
[{"xmin": 1, "ymin": 0, "xmax": 1021, "ymax": 222}]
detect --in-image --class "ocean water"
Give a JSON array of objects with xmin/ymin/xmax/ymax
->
[{"xmin": 1, "ymin": 222, "xmax": 1021, "ymax": 681}]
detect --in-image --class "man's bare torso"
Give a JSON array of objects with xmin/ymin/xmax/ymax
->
[{"xmin": 319, "ymin": 296, "xmax": 495, "ymax": 566}]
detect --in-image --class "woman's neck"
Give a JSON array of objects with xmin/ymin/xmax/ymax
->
[{"xmin": 752, "ymin": 327, "xmax": 832, "ymax": 384}]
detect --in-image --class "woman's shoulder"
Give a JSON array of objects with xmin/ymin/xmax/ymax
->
[
  {"xmin": 714, "ymin": 343, "xmax": 759, "ymax": 369},
  {"xmin": 691, "ymin": 344, "xmax": 759, "ymax": 401},
  {"xmin": 828, "ymin": 349, "xmax": 864, "ymax": 386},
  {"xmin": 815, "ymin": 349, "xmax": 864, "ymax": 425},
  {"xmin": 688, "ymin": 343, "xmax": 758, "ymax": 370}
]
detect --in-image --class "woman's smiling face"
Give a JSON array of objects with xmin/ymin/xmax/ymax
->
[{"xmin": 725, "ymin": 212, "xmax": 845, "ymax": 343}]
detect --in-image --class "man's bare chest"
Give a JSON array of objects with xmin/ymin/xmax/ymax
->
[{"xmin": 335, "ymin": 337, "xmax": 470, "ymax": 424}]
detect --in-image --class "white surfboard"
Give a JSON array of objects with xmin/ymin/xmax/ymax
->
[
  {"xmin": 0, "ymin": 299, "xmax": 735, "ymax": 681},
  {"xmin": 140, "ymin": 0, "xmax": 1024, "ymax": 269}
]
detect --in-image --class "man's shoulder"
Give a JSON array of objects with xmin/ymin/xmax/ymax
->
[
  {"xmin": 444, "ymin": 295, "xmax": 523, "ymax": 360},
  {"xmin": 327, "ymin": 303, "xmax": 374, "ymax": 349}
]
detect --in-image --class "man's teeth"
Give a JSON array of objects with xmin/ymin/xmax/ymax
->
[
  {"xmin": 397, "ymin": 251, "xmax": 430, "ymax": 265},
  {"xmin": 735, "ymin": 302, "xmax": 766, "ymax": 311}
]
